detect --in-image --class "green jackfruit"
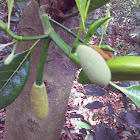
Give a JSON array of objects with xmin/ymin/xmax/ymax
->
[
  {"xmin": 77, "ymin": 45, "xmax": 111, "ymax": 87},
  {"xmin": 30, "ymin": 82, "xmax": 49, "ymax": 120}
]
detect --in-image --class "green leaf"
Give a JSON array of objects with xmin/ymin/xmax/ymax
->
[
  {"xmin": 75, "ymin": 0, "xmax": 87, "ymax": 33},
  {"xmin": 75, "ymin": 121, "xmax": 92, "ymax": 129},
  {"xmin": 109, "ymin": 82, "xmax": 140, "ymax": 108},
  {"xmin": 32, "ymin": 0, "xmax": 39, "ymax": 6},
  {"xmin": 99, "ymin": 9, "xmax": 110, "ymax": 47},
  {"xmin": 88, "ymin": 0, "xmax": 110, "ymax": 15},
  {"xmin": 0, "ymin": 50, "xmax": 30, "ymax": 109},
  {"xmin": 100, "ymin": 45, "xmax": 115, "ymax": 52},
  {"xmin": 7, "ymin": 0, "xmax": 14, "ymax": 29},
  {"xmin": 79, "ymin": 69, "xmax": 92, "ymax": 84},
  {"xmin": 85, "ymin": 19, "xmax": 104, "ymax": 36},
  {"xmin": 124, "ymin": 85, "xmax": 140, "ymax": 107}
]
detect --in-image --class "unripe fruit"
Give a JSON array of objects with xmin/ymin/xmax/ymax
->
[
  {"xmin": 77, "ymin": 45, "xmax": 111, "ymax": 87},
  {"xmin": 106, "ymin": 56, "xmax": 140, "ymax": 81},
  {"xmin": 4, "ymin": 53, "xmax": 14, "ymax": 65},
  {"xmin": 30, "ymin": 82, "xmax": 49, "ymax": 120}
]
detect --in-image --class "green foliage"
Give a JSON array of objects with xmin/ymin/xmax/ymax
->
[
  {"xmin": 74, "ymin": 121, "xmax": 92, "ymax": 129},
  {"xmin": 79, "ymin": 69, "xmax": 92, "ymax": 84},
  {"xmin": 85, "ymin": 19, "xmax": 105, "ymax": 36},
  {"xmin": 125, "ymin": 85, "xmax": 140, "ymax": 107},
  {"xmin": 88, "ymin": 0, "xmax": 110, "ymax": 15},
  {"xmin": 75, "ymin": 0, "xmax": 87, "ymax": 33},
  {"xmin": 110, "ymin": 82, "xmax": 140, "ymax": 108},
  {"xmin": 0, "ymin": 50, "xmax": 30, "ymax": 109}
]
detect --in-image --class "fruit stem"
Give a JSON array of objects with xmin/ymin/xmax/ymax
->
[
  {"xmin": 49, "ymin": 18, "xmax": 83, "ymax": 43},
  {"xmin": 39, "ymin": 7, "xmax": 80, "ymax": 65},
  {"xmin": 36, "ymin": 38, "xmax": 51, "ymax": 86},
  {"xmin": 6, "ymin": 29, "xmax": 48, "ymax": 41}
]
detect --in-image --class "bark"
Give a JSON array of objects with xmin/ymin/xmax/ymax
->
[{"xmin": 3, "ymin": 1, "xmax": 79, "ymax": 140}]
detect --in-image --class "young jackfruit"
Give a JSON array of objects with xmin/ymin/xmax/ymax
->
[
  {"xmin": 77, "ymin": 45, "xmax": 111, "ymax": 87},
  {"xmin": 30, "ymin": 82, "xmax": 49, "ymax": 120}
]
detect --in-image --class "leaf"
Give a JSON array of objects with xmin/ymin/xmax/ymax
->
[
  {"xmin": 88, "ymin": 0, "xmax": 110, "ymax": 15},
  {"xmin": 124, "ymin": 85, "xmax": 140, "ymax": 108},
  {"xmin": 121, "ymin": 130, "xmax": 134, "ymax": 140},
  {"xmin": 85, "ymin": 19, "xmax": 104, "ymax": 36},
  {"xmin": 0, "ymin": 50, "xmax": 30, "ymax": 109},
  {"xmin": 74, "ymin": 121, "xmax": 92, "ymax": 129},
  {"xmin": 85, "ymin": 86, "xmax": 106, "ymax": 96},
  {"xmin": 32, "ymin": 0, "xmax": 39, "ymax": 6},
  {"xmin": 121, "ymin": 93, "xmax": 128, "ymax": 109},
  {"xmin": 124, "ymin": 111, "xmax": 140, "ymax": 129},
  {"xmin": 75, "ymin": 0, "xmax": 87, "ymax": 33},
  {"xmin": 85, "ymin": 101, "xmax": 103, "ymax": 109},
  {"xmin": 69, "ymin": 114, "xmax": 84, "ymax": 119},
  {"xmin": 95, "ymin": 124, "xmax": 119, "ymax": 140},
  {"xmin": 84, "ymin": 85, "xmax": 106, "ymax": 96},
  {"xmin": 7, "ymin": 0, "xmax": 14, "ymax": 29},
  {"xmin": 100, "ymin": 44, "xmax": 115, "ymax": 52},
  {"xmin": 109, "ymin": 82, "xmax": 140, "ymax": 108},
  {"xmin": 106, "ymin": 103, "xmax": 115, "ymax": 116},
  {"xmin": 84, "ymin": 85, "xmax": 95, "ymax": 92},
  {"xmin": 78, "ymin": 69, "xmax": 92, "ymax": 84},
  {"xmin": 79, "ymin": 128, "xmax": 87, "ymax": 135}
]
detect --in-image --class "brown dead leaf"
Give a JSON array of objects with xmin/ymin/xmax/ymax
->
[{"xmin": 90, "ymin": 46, "xmax": 114, "ymax": 61}]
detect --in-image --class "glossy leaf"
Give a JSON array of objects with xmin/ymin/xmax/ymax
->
[
  {"xmin": 124, "ymin": 85, "xmax": 140, "ymax": 108},
  {"xmin": 110, "ymin": 82, "xmax": 140, "ymax": 108},
  {"xmin": 125, "ymin": 85, "xmax": 140, "ymax": 102},
  {"xmin": 85, "ymin": 101, "xmax": 103, "ymax": 109},
  {"xmin": 74, "ymin": 121, "xmax": 92, "ymax": 129},
  {"xmin": 0, "ymin": 50, "xmax": 30, "ymax": 109},
  {"xmin": 88, "ymin": 0, "xmax": 110, "ymax": 15}
]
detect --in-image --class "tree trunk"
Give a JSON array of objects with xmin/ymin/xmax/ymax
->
[{"xmin": 3, "ymin": 1, "xmax": 79, "ymax": 140}]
